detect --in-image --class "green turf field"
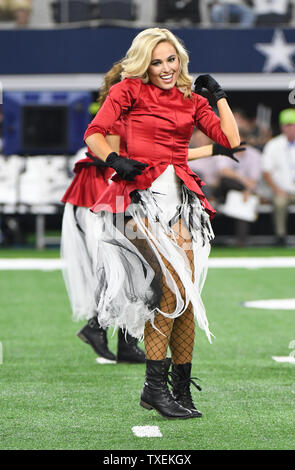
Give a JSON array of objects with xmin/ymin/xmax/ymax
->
[
  {"xmin": 0, "ymin": 245, "xmax": 294, "ymax": 258},
  {"xmin": 0, "ymin": 247, "xmax": 295, "ymax": 450}
]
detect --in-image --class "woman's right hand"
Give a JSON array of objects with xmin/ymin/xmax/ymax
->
[
  {"xmin": 106, "ymin": 152, "xmax": 148, "ymax": 180},
  {"xmin": 86, "ymin": 152, "xmax": 148, "ymax": 181}
]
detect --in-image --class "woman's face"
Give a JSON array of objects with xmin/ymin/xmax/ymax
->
[{"xmin": 147, "ymin": 41, "xmax": 180, "ymax": 90}]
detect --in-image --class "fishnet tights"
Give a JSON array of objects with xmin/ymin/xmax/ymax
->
[{"xmin": 144, "ymin": 219, "xmax": 196, "ymax": 364}]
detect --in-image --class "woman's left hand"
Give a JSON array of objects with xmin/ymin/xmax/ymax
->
[
  {"xmin": 212, "ymin": 142, "xmax": 246, "ymax": 162},
  {"xmin": 194, "ymin": 74, "xmax": 227, "ymax": 102}
]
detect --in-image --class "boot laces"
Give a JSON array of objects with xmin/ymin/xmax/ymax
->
[
  {"xmin": 162, "ymin": 382, "xmax": 175, "ymax": 403},
  {"xmin": 160, "ymin": 367, "xmax": 175, "ymax": 403},
  {"xmin": 168, "ymin": 372, "xmax": 201, "ymax": 409},
  {"xmin": 168, "ymin": 371, "xmax": 202, "ymax": 393}
]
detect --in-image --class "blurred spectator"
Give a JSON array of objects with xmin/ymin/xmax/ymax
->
[
  {"xmin": 262, "ymin": 108, "xmax": 295, "ymax": 246},
  {"xmin": 0, "ymin": 0, "xmax": 32, "ymax": 27},
  {"xmin": 156, "ymin": 0, "xmax": 200, "ymax": 24},
  {"xmin": 210, "ymin": 0, "xmax": 256, "ymax": 27},
  {"xmin": 253, "ymin": 0, "xmax": 292, "ymax": 26},
  {"xmin": 233, "ymin": 107, "xmax": 272, "ymax": 151},
  {"xmin": 215, "ymin": 135, "xmax": 262, "ymax": 245}
]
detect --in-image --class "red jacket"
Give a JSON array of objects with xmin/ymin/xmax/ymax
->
[
  {"xmin": 68, "ymin": 78, "xmax": 231, "ymax": 218},
  {"xmin": 61, "ymin": 119, "xmax": 126, "ymax": 207}
]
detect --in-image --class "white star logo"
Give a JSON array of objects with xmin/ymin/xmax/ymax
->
[{"xmin": 255, "ymin": 29, "xmax": 295, "ymax": 73}]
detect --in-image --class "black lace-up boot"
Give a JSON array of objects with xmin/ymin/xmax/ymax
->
[
  {"xmin": 117, "ymin": 329, "xmax": 146, "ymax": 363},
  {"xmin": 170, "ymin": 362, "xmax": 202, "ymax": 418},
  {"xmin": 77, "ymin": 317, "xmax": 116, "ymax": 362},
  {"xmin": 140, "ymin": 358, "xmax": 193, "ymax": 419}
]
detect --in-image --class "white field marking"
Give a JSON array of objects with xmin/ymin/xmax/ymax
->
[
  {"xmin": 132, "ymin": 426, "xmax": 163, "ymax": 438},
  {"xmin": 243, "ymin": 299, "xmax": 295, "ymax": 310},
  {"xmin": 208, "ymin": 257, "xmax": 295, "ymax": 268},
  {"xmin": 95, "ymin": 357, "xmax": 117, "ymax": 365},
  {"xmin": 1, "ymin": 257, "xmax": 295, "ymax": 271},
  {"xmin": 0, "ymin": 259, "xmax": 64, "ymax": 271},
  {"xmin": 272, "ymin": 356, "xmax": 295, "ymax": 364}
]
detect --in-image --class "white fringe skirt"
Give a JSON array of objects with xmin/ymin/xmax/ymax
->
[{"xmin": 61, "ymin": 165, "xmax": 215, "ymax": 342}]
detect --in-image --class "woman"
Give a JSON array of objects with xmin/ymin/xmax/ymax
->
[
  {"xmin": 84, "ymin": 28, "xmax": 240, "ymax": 419},
  {"xmin": 62, "ymin": 60, "xmax": 241, "ymax": 366},
  {"xmin": 61, "ymin": 61, "xmax": 240, "ymax": 366},
  {"xmin": 61, "ymin": 62, "xmax": 146, "ymax": 364}
]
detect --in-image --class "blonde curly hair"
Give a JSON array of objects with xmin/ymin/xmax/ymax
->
[
  {"xmin": 97, "ymin": 60, "xmax": 123, "ymax": 108},
  {"xmin": 121, "ymin": 28, "xmax": 193, "ymax": 98}
]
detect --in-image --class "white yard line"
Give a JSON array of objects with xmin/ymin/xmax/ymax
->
[
  {"xmin": 272, "ymin": 356, "xmax": 295, "ymax": 364},
  {"xmin": 0, "ymin": 259, "xmax": 65, "ymax": 270},
  {"xmin": 208, "ymin": 257, "xmax": 295, "ymax": 268},
  {"xmin": 244, "ymin": 299, "xmax": 295, "ymax": 310},
  {"xmin": 1, "ymin": 257, "xmax": 295, "ymax": 271}
]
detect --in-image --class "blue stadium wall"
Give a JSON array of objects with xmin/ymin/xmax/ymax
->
[{"xmin": 0, "ymin": 26, "xmax": 294, "ymax": 74}]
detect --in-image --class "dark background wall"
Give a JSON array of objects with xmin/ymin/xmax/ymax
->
[{"xmin": 1, "ymin": 27, "xmax": 294, "ymax": 74}]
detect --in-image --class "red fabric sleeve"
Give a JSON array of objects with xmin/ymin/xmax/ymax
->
[
  {"xmin": 194, "ymin": 93, "xmax": 231, "ymax": 148},
  {"xmin": 109, "ymin": 119, "xmax": 128, "ymax": 157},
  {"xmin": 108, "ymin": 119, "xmax": 123, "ymax": 136},
  {"xmin": 84, "ymin": 78, "xmax": 141, "ymax": 141}
]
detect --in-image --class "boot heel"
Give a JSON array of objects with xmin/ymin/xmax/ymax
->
[
  {"xmin": 140, "ymin": 400, "xmax": 153, "ymax": 410},
  {"xmin": 77, "ymin": 332, "xmax": 89, "ymax": 344}
]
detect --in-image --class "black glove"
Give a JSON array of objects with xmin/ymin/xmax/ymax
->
[
  {"xmin": 85, "ymin": 152, "xmax": 108, "ymax": 168},
  {"xmin": 85, "ymin": 152, "xmax": 148, "ymax": 181},
  {"xmin": 212, "ymin": 142, "xmax": 246, "ymax": 163},
  {"xmin": 194, "ymin": 74, "xmax": 227, "ymax": 101},
  {"xmin": 106, "ymin": 152, "xmax": 148, "ymax": 181}
]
